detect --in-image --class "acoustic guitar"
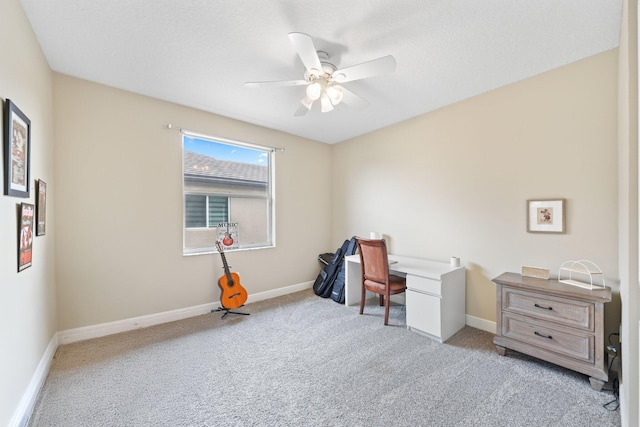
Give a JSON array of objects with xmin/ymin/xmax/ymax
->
[{"xmin": 215, "ymin": 241, "xmax": 248, "ymax": 310}]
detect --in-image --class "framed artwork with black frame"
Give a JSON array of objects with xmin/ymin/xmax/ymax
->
[
  {"xmin": 18, "ymin": 202, "xmax": 34, "ymax": 272},
  {"xmin": 527, "ymin": 199, "xmax": 565, "ymax": 233},
  {"xmin": 3, "ymin": 99, "xmax": 31, "ymax": 198},
  {"xmin": 36, "ymin": 179, "xmax": 47, "ymax": 236}
]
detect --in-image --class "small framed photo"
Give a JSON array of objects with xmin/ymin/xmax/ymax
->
[
  {"xmin": 3, "ymin": 99, "xmax": 31, "ymax": 198},
  {"xmin": 18, "ymin": 202, "xmax": 35, "ymax": 272},
  {"xmin": 36, "ymin": 179, "xmax": 47, "ymax": 236},
  {"xmin": 527, "ymin": 199, "xmax": 565, "ymax": 233}
]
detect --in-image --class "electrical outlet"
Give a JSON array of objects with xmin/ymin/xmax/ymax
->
[{"xmin": 619, "ymin": 323, "xmax": 622, "ymax": 344}]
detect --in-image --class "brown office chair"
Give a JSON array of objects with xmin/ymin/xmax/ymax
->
[{"xmin": 355, "ymin": 237, "xmax": 407, "ymax": 325}]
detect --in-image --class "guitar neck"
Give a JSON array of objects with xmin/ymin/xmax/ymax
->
[{"xmin": 219, "ymin": 250, "xmax": 234, "ymax": 284}]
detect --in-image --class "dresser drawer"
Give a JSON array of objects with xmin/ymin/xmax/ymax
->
[
  {"xmin": 502, "ymin": 313, "xmax": 594, "ymax": 363},
  {"xmin": 406, "ymin": 275, "xmax": 441, "ymax": 296},
  {"xmin": 502, "ymin": 288, "xmax": 593, "ymax": 331}
]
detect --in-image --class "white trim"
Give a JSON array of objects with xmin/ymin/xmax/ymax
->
[
  {"xmin": 57, "ymin": 282, "xmax": 492, "ymax": 346},
  {"xmin": 620, "ymin": 384, "xmax": 627, "ymax": 427},
  {"xmin": 58, "ymin": 301, "xmax": 218, "ymax": 345},
  {"xmin": 58, "ymin": 281, "xmax": 314, "ymax": 345},
  {"xmin": 9, "ymin": 334, "xmax": 58, "ymax": 427},
  {"xmin": 246, "ymin": 281, "xmax": 312, "ymax": 304},
  {"xmin": 466, "ymin": 314, "xmax": 496, "ymax": 334}
]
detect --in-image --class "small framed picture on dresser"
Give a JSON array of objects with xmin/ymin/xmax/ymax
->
[{"xmin": 527, "ymin": 199, "xmax": 565, "ymax": 233}]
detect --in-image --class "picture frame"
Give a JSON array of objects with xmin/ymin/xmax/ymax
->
[
  {"xmin": 217, "ymin": 222, "xmax": 239, "ymax": 250},
  {"xmin": 18, "ymin": 202, "xmax": 34, "ymax": 272},
  {"xmin": 527, "ymin": 199, "xmax": 565, "ymax": 233},
  {"xmin": 36, "ymin": 179, "xmax": 47, "ymax": 236},
  {"xmin": 3, "ymin": 99, "xmax": 31, "ymax": 198}
]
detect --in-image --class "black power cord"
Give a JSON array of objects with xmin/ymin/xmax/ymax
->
[{"xmin": 602, "ymin": 332, "xmax": 620, "ymax": 411}]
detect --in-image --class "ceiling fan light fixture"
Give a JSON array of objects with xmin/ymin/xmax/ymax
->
[
  {"xmin": 306, "ymin": 82, "xmax": 322, "ymax": 100},
  {"xmin": 326, "ymin": 84, "xmax": 344, "ymax": 105},
  {"xmin": 300, "ymin": 95, "xmax": 314, "ymax": 110},
  {"xmin": 320, "ymin": 93, "xmax": 334, "ymax": 113}
]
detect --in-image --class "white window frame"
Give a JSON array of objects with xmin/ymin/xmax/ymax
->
[{"xmin": 182, "ymin": 130, "xmax": 276, "ymax": 255}]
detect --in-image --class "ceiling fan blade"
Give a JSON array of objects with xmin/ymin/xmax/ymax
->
[
  {"xmin": 340, "ymin": 87, "xmax": 369, "ymax": 109},
  {"xmin": 294, "ymin": 103, "xmax": 310, "ymax": 117},
  {"xmin": 332, "ymin": 55, "xmax": 397, "ymax": 83},
  {"xmin": 288, "ymin": 32, "xmax": 323, "ymax": 76},
  {"xmin": 245, "ymin": 79, "xmax": 308, "ymax": 87}
]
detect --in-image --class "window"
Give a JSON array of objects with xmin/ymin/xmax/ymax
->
[
  {"xmin": 185, "ymin": 195, "xmax": 229, "ymax": 228},
  {"xmin": 183, "ymin": 133, "xmax": 274, "ymax": 254}
]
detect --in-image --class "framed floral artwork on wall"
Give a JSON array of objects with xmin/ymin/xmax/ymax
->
[{"xmin": 527, "ymin": 199, "xmax": 565, "ymax": 233}]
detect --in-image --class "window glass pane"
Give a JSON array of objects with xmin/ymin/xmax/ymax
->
[
  {"xmin": 229, "ymin": 198, "xmax": 269, "ymax": 245},
  {"xmin": 209, "ymin": 196, "xmax": 229, "ymax": 225},
  {"xmin": 185, "ymin": 195, "xmax": 206, "ymax": 228}
]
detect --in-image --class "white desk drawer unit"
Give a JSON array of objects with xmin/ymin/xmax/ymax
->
[
  {"xmin": 405, "ymin": 266, "xmax": 466, "ymax": 343},
  {"xmin": 344, "ymin": 254, "xmax": 466, "ymax": 343},
  {"xmin": 492, "ymin": 272, "xmax": 611, "ymax": 391}
]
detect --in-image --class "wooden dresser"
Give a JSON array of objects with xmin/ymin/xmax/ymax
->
[{"xmin": 492, "ymin": 272, "xmax": 612, "ymax": 390}]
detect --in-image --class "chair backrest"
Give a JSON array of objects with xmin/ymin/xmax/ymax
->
[{"xmin": 355, "ymin": 237, "xmax": 390, "ymax": 285}]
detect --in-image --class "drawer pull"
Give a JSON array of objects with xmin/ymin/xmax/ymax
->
[
  {"xmin": 534, "ymin": 331, "xmax": 553, "ymax": 339},
  {"xmin": 534, "ymin": 303, "xmax": 553, "ymax": 311}
]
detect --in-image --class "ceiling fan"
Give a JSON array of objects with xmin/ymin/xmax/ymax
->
[{"xmin": 245, "ymin": 32, "xmax": 397, "ymax": 116}]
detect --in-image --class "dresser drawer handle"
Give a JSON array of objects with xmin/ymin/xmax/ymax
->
[
  {"xmin": 534, "ymin": 303, "xmax": 553, "ymax": 311},
  {"xmin": 534, "ymin": 331, "xmax": 553, "ymax": 339}
]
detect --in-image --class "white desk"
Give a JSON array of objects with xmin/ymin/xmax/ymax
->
[{"xmin": 344, "ymin": 254, "xmax": 466, "ymax": 343}]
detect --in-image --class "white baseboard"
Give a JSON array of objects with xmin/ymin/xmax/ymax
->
[
  {"xmin": 58, "ymin": 281, "xmax": 314, "ymax": 345},
  {"xmin": 466, "ymin": 314, "xmax": 496, "ymax": 334},
  {"xmin": 57, "ymin": 284, "xmax": 493, "ymax": 346},
  {"xmin": 246, "ymin": 280, "xmax": 313, "ymax": 304},
  {"xmin": 9, "ymin": 334, "xmax": 58, "ymax": 427},
  {"xmin": 619, "ymin": 383, "xmax": 627, "ymax": 427}
]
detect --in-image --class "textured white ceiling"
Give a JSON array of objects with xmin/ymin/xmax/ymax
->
[{"xmin": 21, "ymin": 0, "xmax": 622, "ymax": 144}]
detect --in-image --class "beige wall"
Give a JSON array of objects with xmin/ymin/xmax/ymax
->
[
  {"xmin": 53, "ymin": 74, "xmax": 332, "ymax": 330},
  {"xmin": 0, "ymin": 1, "xmax": 57, "ymax": 425},
  {"xmin": 333, "ymin": 50, "xmax": 620, "ymax": 334}
]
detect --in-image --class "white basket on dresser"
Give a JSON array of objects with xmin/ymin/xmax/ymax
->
[{"xmin": 557, "ymin": 260, "xmax": 605, "ymax": 290}]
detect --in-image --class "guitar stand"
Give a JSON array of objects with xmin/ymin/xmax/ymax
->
[{"xmin": 211, "ymin": 306, "xmax": 250, "ymax": 319}]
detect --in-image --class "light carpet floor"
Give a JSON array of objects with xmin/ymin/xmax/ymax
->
[{"xmin": 27, "ymin": 289, "xmax": 620, "ymax": 426}]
